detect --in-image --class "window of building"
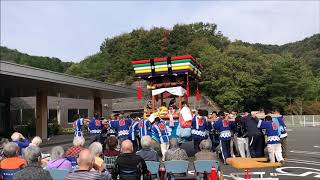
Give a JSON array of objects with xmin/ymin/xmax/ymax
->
[
  {"xmin": 48, "ymin": 109, "xmax": 57, "ymax": 123},
  {"xmin": 68, "ymin": 109, "xmax": 78, "ymax": 123},
  {"xmin": 79, "ymin": 109, "xmax": 88, "ymax": 118},
  {"xmin": 67, "ymin": 109, "xmax": 89, "ymax": 123},
  {"xmin": 22, "ymin": 109, "xmax": 35, "ymax": 124},
  {"xmin": 10, "ymin": 110, "xmax": 21, "ymax": 125}
]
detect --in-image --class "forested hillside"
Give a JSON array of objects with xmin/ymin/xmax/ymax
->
[
  {"xmin": 247, "ymin": 34, "xmax": 320, "ymax": 74},
  {"xmin": 0, "ymin": 46, "xmax": 73, "ymax": 72},
  {"xmin": 1, "ymin": 22, "xmax": 319, "ymax": 114}
]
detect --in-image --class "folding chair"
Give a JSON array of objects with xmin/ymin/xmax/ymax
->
[
  {"xmin": 65, "ymin": 156, "xmax": 78, "ymax": 169},
  {"xmin": 0, "ymin": 168, "xmax": 21, "ymax": 180},
  {"xmin": 193, "ymin": 160, "xmax": 219, "ymax": 177},
  {"xmin": 47, "ymin": 169, "xmax": 69, "ymax": 180},
  {"xmin": 104, "ymin": 156, "xmax": 117, "ymax": 169},
  {"xmin": 164, "ymin": 160, "xmax": 189, "ymax": 179},
  {"xmin": 145, "ymin": 161, "xmax": 160, "ymax": 180}
]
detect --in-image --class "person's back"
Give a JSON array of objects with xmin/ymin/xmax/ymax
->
[
  {"xmin": 103, "ymin": 136, "xmax": 120, "ymax": 157},
  {"xmin": 136, "ymin": 136, "xmax": 159, "ymax": 162},
  {"xmin": 243, "ymin": 114, "xmax": 265, "ymax": 158},
  {"xmin": 65, "ymin": 149, "xmax": 110, "ymax": 180},
  {"xmin": 65, "ymin": 170, "xmax": 109, "ymax": 180},
  {"xmin": 243, "ymin": 116, "xmax": 262, "ymax": 136},
  {"xmin": 235, "ymin": 116, "xmax": 247, "ymax": 138},
  {"xmin": 14, "ymin": 164, "xmax": 52, "ymax": 180},
  {"xmin": 0, "ymin": 142, "xmax": 26, "ymax": 170},
  {"xmin": 13, "ymin": 146, "xmax": 52, "ymax": 180},
  {"xmin": 136, "ymin": 148, "xmax": 159, "ymax": 162},
  {"xmin": 0, "ymin": 157, "xmax": 26, "ymax": 169},
  {"xmin": 165, "ymin": 147, "xmax": 188, "ymax": 161},
  {"xmin": 115, "ymin": 153, "xmax": 146, "ymax": 173},
  {"xmin": 112, "ymin": 140, "xmax": 148, "ymax": 180},
  {"xmin": 195, "ymin": 150, "xmax": 216, "ymax": 161},
  {"xmin": 195, "ymin": 139, "xmax": 216, "ymax": 161}
]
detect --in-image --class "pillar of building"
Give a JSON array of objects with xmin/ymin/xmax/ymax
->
[
  {"xmin": 0, "ymin": 96, "xmax": 11, "ymax": 137},
  {"xmin": 178, "ymin": 96, "xmax": 182, "ymax": 110},
  {"xmin": 57, "ymin": 93, "xmax": 61, "ymax": 125},
  {"xmin": 94, "ymin": 97, "xmax": 102, "ymax": 117},
  {"xmin": 36, "ymin": 89, "xmax": 48, "ymax": 139},
  {"xmin": 102, "ymin": 99, "xmax": 112, "ymax": 118}
]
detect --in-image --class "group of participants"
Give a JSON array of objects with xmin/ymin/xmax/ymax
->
[
  {"xmin": 0, "ymin": 103, "xmax": 288, "ymax": 180},
  {"xmin": 74, "ymin": 103, "xmax": 288, "ymax": 165}
]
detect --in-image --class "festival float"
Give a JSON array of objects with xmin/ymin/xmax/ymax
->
[{"xmin": 132, "ymin": 55, "xmax": 203, "ymax": 139}]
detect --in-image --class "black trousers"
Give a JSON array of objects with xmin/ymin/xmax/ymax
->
[
  {"xmin": 132, "ymin": 139, "xmax": 140, "ymax": 153},
  {"xmin": 209, "ymin": 133, "xmax": 219, "ymax": 152},
  {"xmin": 220, "ymin": 140, "xmax": 231, "ymax": 160},
  {"xmin": 193, "ymin": 139, "xmax": 203, "ymax": 153},
  {"xmin": 248, "ymin": 134, "xmax": 265, "ymax": 158}
]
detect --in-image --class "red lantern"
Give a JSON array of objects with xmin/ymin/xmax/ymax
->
[
  {"xmin": 186, "ymin": 74, "xmax": 190, "ymax": 97},
  {"xmin": 137, "ymin": 80, "xmax": 142, "ymax": 100},
  {"xmin": 196, "ymin": 83, "xmax": 201, "ymax": 101}
]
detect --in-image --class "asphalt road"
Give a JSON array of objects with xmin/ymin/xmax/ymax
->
[
  {"xmin": 220, "ymin": 127, "xmax": 320, "ymax": 180},
  {"xmin": 41, "ymin": 127, "xmax": 320, "ymax": 180}
]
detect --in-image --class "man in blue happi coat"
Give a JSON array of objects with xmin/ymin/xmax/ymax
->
[
  {"xmin": 213, "ymin": 111, "xmax": 235, "ymax": 164},
  {"xmin": 151, "ymin": 116, "xmax": 169, "ymax": 161},
  {"xmin": 109, "ymin": 114, "xmax": 132, "ymax": 143},
  {"xmin": 257, "ymin": 115, "xmax": 284, "ymax": 163},
  {"xmin": 191, "ymin": 109, "xmax": 208, "ymax": 153}
]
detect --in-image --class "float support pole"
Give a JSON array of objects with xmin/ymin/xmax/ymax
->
[
  {"xmin": 178, "ymin": 96, "xmax": 182, "ymax": 110},
  {"xmin": 152, "ymin": 95, "xmax": 156, "ymax": 113},
  {"xmin": 160, "ymin": 93, "xmax": 163, "ymax": 105}
]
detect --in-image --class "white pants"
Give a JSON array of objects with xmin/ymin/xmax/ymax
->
[
  {"xmin": 160, "ymin": 143, "xmax": 169, "ymax": 161},
  {"xmin": 237, "ymin": 137, "xmax": 251, "ymax": 158},
  {"xmin": 231, "ymin": 135, "xmax": 239, "ymax": 157},
  {"xmin": 267, "ymin": 144, "xmax": 284, "ymax": 162}
]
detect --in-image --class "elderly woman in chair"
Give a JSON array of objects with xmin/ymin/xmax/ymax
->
[
  {"xmin": 195, "ymin": 139, "xmax": 217, "ymax": 161},
  {"xmin": 164, "ymin": 138, "xmax": 188, "ymax": 161}
]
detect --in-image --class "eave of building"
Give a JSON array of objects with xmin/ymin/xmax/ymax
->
[{"xmin": 0, "ymin": 60, "xmax": 135, "ymax": 99}]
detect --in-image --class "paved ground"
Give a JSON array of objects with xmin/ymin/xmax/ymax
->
[
  {"xmin": 180, "ymin": 127, "xmax": 320, "ymax": 180},
  {"xmin": 41, "ymin": 127, "xmax": 320, "ymax": 179}
]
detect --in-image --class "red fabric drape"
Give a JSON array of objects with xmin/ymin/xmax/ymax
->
[
  {"xmin": 137, "ymin": 80, "xmax": 142, "ymax": 100},
  {"xmin": 186, "ymin": 74, "xmax": 190, "ymax": 97},
  {"xmin": 196, "ymin": 83, "xmax": 201, "ymax": 101},
  {"xmin": 184, "ymin": 94, "xmax": 188, "ymax": 102}
]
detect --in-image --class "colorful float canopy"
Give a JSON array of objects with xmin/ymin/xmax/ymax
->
[{"xmin": 132, "ymin": 55, "xmax": 202, "ymax": 80}]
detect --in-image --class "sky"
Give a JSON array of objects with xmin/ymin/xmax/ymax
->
[{"xmin": 1, "ymin": 1, "xmax": 319, "ymax": 62}]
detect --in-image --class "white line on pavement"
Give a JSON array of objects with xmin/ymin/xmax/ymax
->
[
  {"xmin": 289, "ymin": 159, "xmax": 320, "ymax": 164},
  {"xmin": 314, "ymin": 146, "xmax": 320, "ymax": 148},
  {"xmin": 290, "ymin": 150, "xmax": 320, "ymax": 155},
  {"xmin": 287, "ymin": 160, "xmax": 320, "ymax": 166}
]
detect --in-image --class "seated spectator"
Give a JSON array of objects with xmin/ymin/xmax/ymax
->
[
  {"xmin": 65, "ymin": 136, "xmax": 85, "ymax": 157},
  {"xmin": 29, "ymin": 136, "xmax": 42, "ymax": 147},
  {"xmin": 11, "ymin": 132, "xmax": 29, "ymax": 155},
  {"xmin": 136, "ymin": 136, "xmax": 159, "ymax": 162},
  {"xmin": 89, "ymin": 142, "xmax": 105, "ymax": 169},
  {"xmin": 13, "ymin": 146, "xmax": 52, "ymax": 180},
  {"xmin": 195, "ymin": 139, "xmax": 217, "ymax": 161},
  {"xmin": 65, "ymin": 149, "xmax": 111, "ymax": 180},
  {"xmin": 103, "ymin": 136, "xmax": 120, "ymax": 157},
  {"xmin": 164, "ymin": 138, "xmax": 188, "ymax": 161},
  {"xmin": 47, "ymin": 146, "xmax": 72, "ymax": 171},
  {"xmin": 0, "ymin": 142, "xmax": 26, "ymax": 169},
  {"xmin": 112, "ymin": 140, "xmax": 148, "ymax": 180},
  {"xmin": 0, "ymin": 138, "xmax": 9, "ymax": 160}
]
